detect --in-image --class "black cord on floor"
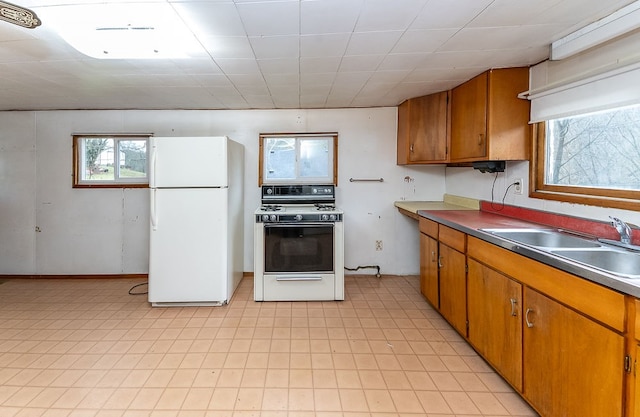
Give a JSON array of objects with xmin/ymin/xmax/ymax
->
[
  {"xmin": 345, "ymin": 265, "xmax": 381, "ymax": 278},
  {"xmin": 129, "ymin": 282, "xmax": 148, "ymax": 295}
]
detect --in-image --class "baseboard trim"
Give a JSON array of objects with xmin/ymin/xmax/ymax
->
[
  {"xmin": 0, "ymin": 273, "xmax": 255, "ymax": 280},
  {"xmin": 0, "ymin": 274, "xmax": 149, "ymax": 279}
]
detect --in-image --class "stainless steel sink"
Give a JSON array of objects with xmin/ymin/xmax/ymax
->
[
  {"xmin": 549, "ymin": 248, "xmax": 640, "ymax": 279},
  {"xmin": 481, "ymin": 228, "xmax": 601, "ymax": 249},
  {"xmin": 481, "ymin": 227, "xmax": 640, "ymax": 279}
]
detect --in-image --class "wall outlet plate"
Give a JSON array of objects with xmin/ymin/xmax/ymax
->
[{"xmin": 514, "ymin": 178, "xmax": 523, "ymax": 195}]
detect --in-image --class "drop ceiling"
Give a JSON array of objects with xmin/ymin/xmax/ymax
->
[{"xmin": 0, "ymin": 0, "xmax": 635, "ymax": 111}]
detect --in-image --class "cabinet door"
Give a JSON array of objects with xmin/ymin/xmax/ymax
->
[
  {"xmin": 635, "ymin": 343, "xmax": 640, "ymax": 417},
  {"xmin": 438, "ymin": 243, "xmax": 467, "ymax": 335},
  {"xmin": 397, "ymin": 92, "xmax": 449, "ymax": 164},
  {"xmin": 420, "ymin": 233, "xmax": 439, "ymax": 307},
  {"xmin": 450, "ymin": 71, "xmax": 487, "ymax": 161},
  {"xmin": 409, "ymin": 92, "xmax": 448, "ymax": 163},
  {"xmin": 467, "ymin": 259, "xmax": 522, "ymax": 391},
  {"xmin": 523, "ymin": 288, "xmax": 624, "ymax": 417}
]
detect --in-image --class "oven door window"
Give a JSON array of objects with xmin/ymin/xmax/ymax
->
[{"xmin": 264, "ymin": 224, "xmax": 334, "ymax": 273}]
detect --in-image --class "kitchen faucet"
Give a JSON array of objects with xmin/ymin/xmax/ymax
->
[{"xmin": 609, "ymin": 216, "xmax": 632, "ymax": 244}]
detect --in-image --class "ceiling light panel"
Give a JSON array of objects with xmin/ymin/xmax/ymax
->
[{"xmin": 41, "ymin": 3, "xmax": 204, "ymax": 60}]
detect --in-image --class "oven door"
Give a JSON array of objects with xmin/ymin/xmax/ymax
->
[{"xmin": 264, "ymin": 223, "xmax": 334, "ymax": 273}]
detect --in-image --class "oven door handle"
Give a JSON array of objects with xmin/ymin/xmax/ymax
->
[{"xmin": 275, "ymin": 275, "xmax": 323, "ymax": 281}]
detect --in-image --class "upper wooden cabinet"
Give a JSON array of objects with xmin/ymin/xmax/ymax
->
[
  {"xmin": 450, "ymin": 67, "xmax": 530, "ymax": 162},
  {"xmin": 397, "ymin": 91, "xmax": 450, "ymax": 165}
]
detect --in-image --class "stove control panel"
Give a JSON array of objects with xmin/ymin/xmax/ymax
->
[{"xmin": 256, "ymin": 212, "xmax": 342, "ymax": 223}]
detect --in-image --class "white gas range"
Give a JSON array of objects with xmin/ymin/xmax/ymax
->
[{"xmin": 253, "ymin": 185, "xmax": 344, "ymax": 302}]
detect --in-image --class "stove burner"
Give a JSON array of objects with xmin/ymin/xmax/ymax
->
[
  {"xmin": 261, "ymin": 205, "xmax": 282, "ymax": 212},
  {"xmin": 315, "ymin": 203, "xmax": 336, "ymax": 211}
]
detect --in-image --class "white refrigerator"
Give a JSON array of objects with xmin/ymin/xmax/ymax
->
[{"xmin": 148, "ymin": 136, "xmax": 244, "ymax": 306}]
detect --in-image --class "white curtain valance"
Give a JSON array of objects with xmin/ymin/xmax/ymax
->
[{"xmin": 528, "ymin": 61, "xmax": 640, "ymax": 122}]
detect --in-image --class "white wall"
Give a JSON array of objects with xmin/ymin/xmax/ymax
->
[
  {"xmin": 445, "ymin": 161, "xmax": 640, "ymax": 228},
  {"xmin": 0, "ymin": 108, "xmax": 445, "ymax": 276}
]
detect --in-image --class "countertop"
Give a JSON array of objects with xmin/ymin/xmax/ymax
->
[
  {"xmin": 418, "ymin": 209, "xmax": 640, "ymax": 299},
  {"xmin": 394, "ymin": 194, "xmax": 480, "ymax": 218}
]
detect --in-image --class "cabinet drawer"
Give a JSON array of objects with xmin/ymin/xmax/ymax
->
[
  {"xmin": 419, "ymin": 218, "xmax": 438, "ymax": 238},
  {"xmin": 439, "ymin": 225, "xmax": 465, "ymax": 252},
  {"xmin": 263, "ymin": 274, "xmax": 336, "ymax": 301}
]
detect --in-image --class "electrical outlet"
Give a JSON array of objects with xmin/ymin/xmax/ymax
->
[
  {"xmin": 375, "ymin": 240, "xmax": 383, "ymax": 251},
  {"xmin": 513, "ymin": 178, "xmax": 524, "ymax": 195}
]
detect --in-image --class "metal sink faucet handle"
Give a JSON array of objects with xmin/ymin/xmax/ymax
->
[{"xmin": 610, "ymin": 216, "xmax": 632, "ymax": 244}]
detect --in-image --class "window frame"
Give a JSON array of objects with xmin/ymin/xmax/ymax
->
[
  {"xmin": 531, "ymin": 122, "xmax": 640, "ymax": 211},
  {"xmin": 258, "ymin": 132, "xmax": 338, "ymax": 186},
  {"xmin": 73, "ymin": 134, "xmax": 150, "ymax": 188}
]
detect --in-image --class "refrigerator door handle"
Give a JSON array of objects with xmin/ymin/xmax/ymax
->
[
  {"xmin": 149, "ymin": 141, "xmax": 157, "ymax": 188},
  {"xmin": 151, "ymin": 188, "xmax": 158, "ymax": 231}
]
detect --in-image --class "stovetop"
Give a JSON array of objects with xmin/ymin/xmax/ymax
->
[
  {"xmin": 255, "ymin": 203, "xmax": 342, "ymax": 223},
  {"xmin": 257, "ymin": 203, "xmax": 339, "ymax": 213},
  {"xmin": 256, "ymin": 184, "xmax": 342, "ymax": 223}
]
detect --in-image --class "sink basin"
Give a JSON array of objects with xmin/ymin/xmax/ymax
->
[
  {"xmin": 550, "ymin": 248, "xmax": 640, "ymax": 279},
  {"xmin": 482, "ymin": 228, "xmax": 601, "ymax": 249}
]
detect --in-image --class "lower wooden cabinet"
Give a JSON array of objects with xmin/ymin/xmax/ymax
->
[
  {"xmin": 419, "ymin": 232, "xmax": 439, "ymax": 307},
  {"xmin": 635, "ymin": 343, "xmax": 640, "ymax": 417},
  {"xmin": 467, "ymin": 259, "xmax": 523, "ymax": 391},
  {"xmin": 424, "ymin": 227, "xmax": 629, "ymax": 416},
  {"xmin": 438, "ymin": 242, "xmax": 467, "ymax": 335},
  {"xmin": 523, "ymin": 288, "xmax": 625, "ymax": 417}
]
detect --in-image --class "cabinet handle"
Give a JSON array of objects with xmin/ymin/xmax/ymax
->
[
  {"xmin": 438, "ymin": 256, "xmax": 443, "ymax": 268},
  {"xmin": 509, "ymin": 298, "xmax": 518, "ymax": 317},
  {"xmin": 525, "ymin": 308, "xmax": 534, "ymax": 328},
  {"xmin": 410, "ymin": 144, "xmax": 414, "ymax": 153},
  {"xmin": 431, "ymin": 250, "xmax": 436, "ymax": 262},
  {"xmin": 478, "ymin": 133, "xmax": 484, "ymax": 146}
]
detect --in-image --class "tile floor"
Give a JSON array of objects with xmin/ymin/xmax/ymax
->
[{"xmin": 0, "ymin": 275, "xmax": 538, "ymax": 417}]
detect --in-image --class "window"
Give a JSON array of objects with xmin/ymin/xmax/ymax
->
[
  {"xmin": 532, "ymin": 104, "xmax": 640, "ymax": 210},
  {"xmin": 73, "ymin": 135, "xmax": 149, "ymax": 188},
  {"xmin": 259, "ymin": 133, "xmax": 338, "ymax": 185}
]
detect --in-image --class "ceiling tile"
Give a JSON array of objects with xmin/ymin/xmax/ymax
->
[
  {"xmin": 300, "ymin": 57, "xmax": 342, "ymax": 73},
  {"xmin": 468, "ymin": 0, "xmax": 563, "ymax": 27},
  {"xmin": 391, "ymin": 29, "xmax": 458, "ymax": 54},
  {"xmin": 339, "ymin": 55, "xmax": 384, "ymax": 72},
  {"xmin": 354, "ymin": 0, "xmax": 428, "ymax": 32},
  {"xmin": 214, "ymin": 58, "xmax": 261, "ymax": 74},
  {"xmin": 236, "ymin": 1, "xmax": 300, "ymax": 36},
  {"xmin": 249, "ymin": 36, "xmax": 299, "ymax": 59},
  {"xmin": 378, "ymin": 53, "xmax": 430, "ymax": 71},
  {"xmin": 345, "ymin": 31, "xmax": 403, "ymax": 55},
  {"xmin": 258, "ymin": 58, "xmax": 299, "ymax": 74},
  {"xmin": 440, "ymin": 25, "xmax": 563, "ymax": 52},
  {"xmin": 410, "ymin": 0, "xmax": 492, "ymax": 29},
  {"xmin": 264, "ymin": 72, "xmax": 300, "ymax": 85},
  {"xmin": 173, "ymin": 2, "xmax": 246, "ymax": 37},
  {"xmin": 300, "ymin": 34, "xmax": 350, "ymax": 57},
  {"xmin": 300, "ymin": 0, "xmax": 363, "ymax": 34},
  {"xmin": 200, "ymin": 36, "xmax": 255, "ymax": 59}
]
